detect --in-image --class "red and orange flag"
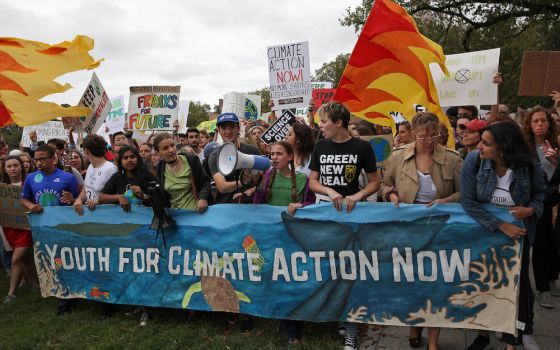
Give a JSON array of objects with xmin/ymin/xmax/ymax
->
[
  {"xmin": 0, "ymin": 35, "xmax": 101, "ymax": 127},
  {"xmin": 333, "ymin": 0, "xmax": 451, "ymax": 144}
]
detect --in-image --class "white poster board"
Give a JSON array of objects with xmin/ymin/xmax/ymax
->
[
  {"xmin": 79, "ymin": 72, "xmax": 112, "ymax": 134},
  {"xmin": 21, "ymin": 121, "xmax": 66, "ymax": 147},
  {"xmin": 294, "ymin": 81, "xmax": 334, "ymax": 116},
  {"xmin": 430, "ymin": 48, "xmax": 501, "ymax": 107},
  {"xmin": 268, "ymin": 41, "xmax": 312, "ymax": 111},
  {"xmin": 105, "ymin": 95, "xmax": 126, "ymax": 135},
  {"xmin": 177, "ymin": 100, "xmax": 190, "ymax": 134},
  {"xmin": 127, "ymin": 86, "xmax": 180, "ymax": 131},
  {"xmin": 222, "ymin": 92, "xmax": 246, "ymax": 119}
]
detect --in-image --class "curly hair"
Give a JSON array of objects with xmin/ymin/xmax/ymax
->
[{"xmin": 522, "ymin": 106, "xmax": 559, "ymax": 156}]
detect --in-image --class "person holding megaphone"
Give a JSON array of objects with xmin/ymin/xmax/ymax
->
[{"xmin": 207, "ymin": 113, "xmax": 262, "ymax": 204}]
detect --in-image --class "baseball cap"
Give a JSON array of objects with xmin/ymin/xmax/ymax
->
[
  {"xmin": 466, "ymin": 119, "xmax": 487, "ymax": 132},
  {"xmin": 203, "ymin": 141, "xmax": 220, "ymax": 159},
  {"xmin": 216, "ymin": 113, "xmax": 239, "ymax": 125}
]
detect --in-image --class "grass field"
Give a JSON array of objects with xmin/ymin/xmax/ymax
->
[{"xmin": 0, "ymin": 268, "xmax": 343, "ymax": 350}]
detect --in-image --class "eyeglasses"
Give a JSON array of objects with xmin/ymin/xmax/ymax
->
[{"xmin": 413, "ymin": 132, "xmax": 440, "ymax": 143}]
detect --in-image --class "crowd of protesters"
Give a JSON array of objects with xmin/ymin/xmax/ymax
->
[{"xmin": 1, "ymin": 85, "xmax": 560, "ymax": 350}]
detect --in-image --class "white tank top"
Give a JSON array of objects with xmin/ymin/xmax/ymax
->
[{"xmin": 415, "ymin": 171, "xmax": 436, "ymax": 203}]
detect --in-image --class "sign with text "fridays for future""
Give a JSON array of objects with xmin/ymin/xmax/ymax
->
[
  {"xmin": 260, "ymin": 109, "xmax": 296, "ymax": 144},
  {"xmin": 268, "ymin": 42, "xmax": 312, "ymax": 111},
  {"xmin": 127, "ymin": 86, "xmax": 180, "ymax": 131}
]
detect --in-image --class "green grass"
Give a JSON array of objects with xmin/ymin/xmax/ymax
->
[{"xmin": 0, "ymin": 269, "xmax": 342, "ymax": 350}]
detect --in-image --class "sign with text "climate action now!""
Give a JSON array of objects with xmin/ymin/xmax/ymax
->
[{"xmin": 30, "ymin": 203, "xmax": 521, "ymax": 334}]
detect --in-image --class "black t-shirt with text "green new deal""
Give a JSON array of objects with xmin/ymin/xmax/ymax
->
[{"xmin": 309, "ymin": 137, "xmax": 377, "ymax": 197}]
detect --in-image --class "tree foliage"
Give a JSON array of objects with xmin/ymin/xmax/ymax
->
[
  {"xmin": 338, "ymin": 0, "xmax": 559, "ymax": 108},
  {"xmin": 313, "ymin": 53, "xmax": 350, "ymax": 87},
  {"xmin": 187, "ymin": 101, "xmax": 211, "ymax": 128}
]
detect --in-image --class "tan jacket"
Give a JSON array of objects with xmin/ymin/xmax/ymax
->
[{"xmin": 381, "ymin": 142, "xmax": 463, "ymax": 204}]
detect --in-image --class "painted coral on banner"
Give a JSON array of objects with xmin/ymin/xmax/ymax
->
[
  {"xmin": 0, "ymin": 35, "xmax": 101, "ymax": 127},
  {"xmin": 333, "ymin": 0, "xmax": 452, "ymax": 145}
]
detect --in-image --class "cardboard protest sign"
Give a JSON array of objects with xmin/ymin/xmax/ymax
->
[
  {"xmin": 77, "ymin": 73, "xmax": 112, "ymax": 134},
  {"xmin": 0, "ymin": 184, "xmax": 29, "ymax": 230},
  {"xmin": 260, "ymin": 110, "xmax": 296, "ymax": 144},
  {"xmin": 268, "ymin": 42, "xmax": 312, "ymax": 111},
  {"xmin": 105, "ymin": 96, "xmax": 126, "ymax": 135},
  {"xmin": 360, "ymin": 134, "xmax": 393, "ymax": 170},
  {"xmin": 430, "ymin": 48, "xmax": 500, "ymax": 107},
  {"xmin": 31, "ymin": 204, "xmax": 523, "ymax": 334},
  {"xmin": 518, "ymin": 51, "xmax": 560, "ymax": 96},
  {"xmin": 21, "ymin": 121, "xmax": 66, "ymax": 147},
  {"xmin": 127, "ymin": 86, "xmax": 180, "ymax": 131},
  {"xmin": 177, "ymin": 100, "xmax": 190, "ymax": 134}
]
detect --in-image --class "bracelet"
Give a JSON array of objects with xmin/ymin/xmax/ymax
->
[{"xmin": 385, "ymin": 187, "xmax": 399, "ymax": 201}]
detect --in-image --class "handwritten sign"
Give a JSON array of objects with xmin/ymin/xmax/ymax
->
[
  {"xmin": 21, "ymin": 121, "xmax": 66, "ymax": 147},
  {"xmin": 294, "ymin": 82, "xmax": 333, "ymax": 116},
  {"xmin": 0, "ymin": 184, "xmax": 29, "ymax": 230},
  {"xmin": 261, "ymin": 110, "xmax": 296, "ymax": 144},
  {"xmin": 177, "ymin": 100, "xmax": 190, "ymax": 134},
  {"xmin": 77, "ymin": 73, "xmax": 112, "ymax": 134},
  {"xmin": 268, "ymin": 42, "xmax": 312, "ymax": 111},
  {"xmin": 127, "ymin": 86, "xmax": 180, "ymax": 131},
  {"xmin": 430, "ymin": 48, "xmax": 500, "ymax": 107},
  {"xmin": 105, "ymin": 96, "xmax": 126, "ymax": 135}
]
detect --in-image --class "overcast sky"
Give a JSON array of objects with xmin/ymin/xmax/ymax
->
[{"xmin": 1, "ymin": 0, "xmax": 362, "ymax": 109}]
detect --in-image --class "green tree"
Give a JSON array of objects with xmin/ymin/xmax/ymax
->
[
  {"xmin": 0, "ymin": 124, "xmax": 23, "ymax": 150},
  {"xmin": 187, "ymin": 101, "xmax": 211, "ymax": 128},
  {"xmin": 339, "ymin": 0, "xmax": 559, "ymax": 108},
  {"xmin": 313, "ymin": 53, "xmax": 350, "ymax": 87}
]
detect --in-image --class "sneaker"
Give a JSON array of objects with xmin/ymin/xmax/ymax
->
[
  {"xmin": 537, "ymin": 291, "xmax": 554, "ymax": 309},
  {"xmin": 466, "ymin": 334, "xmax": 490, "ymax": 350},
  {"xmin": 550, "ymin": 280, "xmax": 560, "ymax": 297},
  {"xmin": 3, "ymin": 294, "xmax": 16, "ymax": 304},
  {"xmin": 344, "ymin": 334, "xmax": 358, "ymax": 350},
  {"xmin": 139, "ymin": 311, "xmax": 149, "ymax": 326},
  {"xmin": 239, "ymin": 318, "xmax": 254, "ymax": 334},
  {"xmin": 522, "ymin": 334, "xmax": 540, "ymax": 350},
  {"xmin": 338, "ymin": 325, "xmax": 346, "ymax": 336},
  {"xmin": 287, "ymin": 337, "xmax": 300, "ymax": 347}
]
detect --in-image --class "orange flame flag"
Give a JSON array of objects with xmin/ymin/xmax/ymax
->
[
  {"xmin": 333, "ymin": 0, "xmax": 451, "ymax": 145},
  {"xmin": 0, "ymin": 35, "xmax": 101, "ymax": 127}
]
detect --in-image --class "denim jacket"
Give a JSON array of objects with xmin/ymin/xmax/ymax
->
[{"xmin": 460, "ymin": 150, "xmax": 546, "ymax": 245}]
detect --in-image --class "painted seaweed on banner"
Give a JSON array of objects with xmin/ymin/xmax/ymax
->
[{"xmin": 30, "ymin": 203, "xmax": 522, "ymax": 334}]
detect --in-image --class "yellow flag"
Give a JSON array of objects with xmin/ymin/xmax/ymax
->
[{"xmin": 0, "ymin": 35, "xmax": 101, "ymax": 127}]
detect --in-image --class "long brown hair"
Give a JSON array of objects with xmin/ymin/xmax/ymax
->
[
  {"xmin": 522, "ymin": 106, "xmax": 559, "ymax": 156},
  {"xmin": 1, "ymin": 156, "xmax": 26, "ymax": 184},
  {"xmin": 266, "ymin": 141, "xmax": 298, "ymax": 203}
]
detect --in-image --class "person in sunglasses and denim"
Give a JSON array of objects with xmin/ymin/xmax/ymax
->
[
  {"xmin": 381, "ymin": 112, "xmax": 463, "ymax": 350},
  {"xmin": 455, "ymin": 105, "xmax": 478, "ymax": 150}
]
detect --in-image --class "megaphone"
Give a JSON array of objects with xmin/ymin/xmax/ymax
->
[{"xmin": 218, "ymin": 142, "xmax": 270, "ymax": 176}]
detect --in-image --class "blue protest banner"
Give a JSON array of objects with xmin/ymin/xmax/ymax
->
[{"xmin": 30, "ymin": 203, "xmax": 521, "ymax": 334}]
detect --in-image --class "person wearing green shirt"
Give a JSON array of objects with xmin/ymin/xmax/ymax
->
[{"xmin": 154, "ymin": 132, "xmax": 211, "ymax": 211}]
